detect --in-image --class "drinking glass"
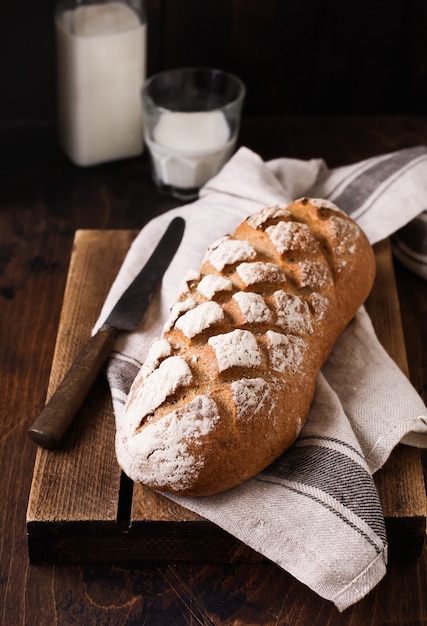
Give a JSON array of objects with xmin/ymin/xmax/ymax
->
[{"xmin": 142, "ymin": 67, "xmax": 246, "ymax": 200}]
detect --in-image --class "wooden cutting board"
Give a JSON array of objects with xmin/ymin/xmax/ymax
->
[{"xmin": 26, "ymin": 230, "xmax": 426, "ymax": 564}]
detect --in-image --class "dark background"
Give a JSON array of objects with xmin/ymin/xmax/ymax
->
[
  {"xmin": 1, "ymin": 3, "xmax": 427, "ymax": 624},
  {"xmin": 1, "ymin": 0, "xmax": 427, "ymax": 132}
]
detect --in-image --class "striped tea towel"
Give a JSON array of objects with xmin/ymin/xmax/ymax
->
[{"xmin": 95, "ymin": 145, "xmax": 427, "ymax": 611}]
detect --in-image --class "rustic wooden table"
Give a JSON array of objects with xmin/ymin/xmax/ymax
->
[{"xmin": 1, "ymin": 116, "xmax": 426, "ymax": 625}]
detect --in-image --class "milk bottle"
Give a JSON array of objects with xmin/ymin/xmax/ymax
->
[{"xmin": 55, "ymin": 1, "xmax": 146, "ymax": 166}]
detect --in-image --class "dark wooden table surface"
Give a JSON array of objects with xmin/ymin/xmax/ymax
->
[{"xmin": 1, "ymin": 116, "xmax": 426, "ymax": 625}]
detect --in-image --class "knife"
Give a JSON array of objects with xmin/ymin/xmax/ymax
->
[{"xmin": 28, "ymin": 216, "xmax": 185, "ymax": 450}]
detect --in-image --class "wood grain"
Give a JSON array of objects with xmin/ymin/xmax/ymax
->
[
  {"xmin": 366, "ymin": 240, "xmax": 426, "ymax": 559},
  {"xmin": 26, "ymin": 230, "xmax": 137, "ymax": 562},
  {"xmin": 26, "ymin": 231, "xmax": 426, "ymax": 565}
]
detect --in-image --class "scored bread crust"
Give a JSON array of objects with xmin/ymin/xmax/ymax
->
[{"xmin": 116, "ymin": 198, "xmax": 376, "ymax": 496}]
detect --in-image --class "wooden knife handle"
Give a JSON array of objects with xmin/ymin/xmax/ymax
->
[{"xmin": 28, "ymin": 326, "xmax": 118, "ymax": 449}]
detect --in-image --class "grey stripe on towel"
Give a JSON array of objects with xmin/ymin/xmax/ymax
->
[
  {"xmin": 259, "ymin": 439, "xmax": 387, "ymax": 552},
  {"xmin": 327, "ymin": 145, "xmax": 427, "ymax": 217}
]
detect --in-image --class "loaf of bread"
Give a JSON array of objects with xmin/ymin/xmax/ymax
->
[{"xmin": 116, "ymin": 198, "xmax": 376, "ymax": 496}]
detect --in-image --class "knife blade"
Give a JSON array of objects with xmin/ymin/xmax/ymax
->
[{"xmin": 28, "ymin": 216, "xmax": 185, "ymax": 449}]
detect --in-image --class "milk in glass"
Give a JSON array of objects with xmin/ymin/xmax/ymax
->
[{"xmin": 147, "ymin": 111, "xmax": 233, "ymax": 190}]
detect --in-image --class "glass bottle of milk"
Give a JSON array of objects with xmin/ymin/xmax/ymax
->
[{"xmin": 55, "ymin": 0, "xmax": 147, "ymax": 166}]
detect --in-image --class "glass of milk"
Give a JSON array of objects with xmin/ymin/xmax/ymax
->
[
  {"xmin": 55, "ymin": 0, "xmax": 147, "ymax": 167},
  {"xmin": 141, "ymin": 68, "xmax": 246, "ymax": 200}
]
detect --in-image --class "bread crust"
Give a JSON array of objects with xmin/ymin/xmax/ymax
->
[{"xmin": 116, "ymin": 198, "xmax": 376, "ymax": 496}]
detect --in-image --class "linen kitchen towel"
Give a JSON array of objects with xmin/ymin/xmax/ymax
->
[{"xmin": 95, "ymin": 145, "xmax": 427, "ymax": 611}]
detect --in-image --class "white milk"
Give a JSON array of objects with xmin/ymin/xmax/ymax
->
[
  {"xmin": 56, "ymin": 3, "xmax": 146, "ymax": 166},
  {"xmin": 146, "ymin": 111, "xmax": 234, "ymax": 190}
]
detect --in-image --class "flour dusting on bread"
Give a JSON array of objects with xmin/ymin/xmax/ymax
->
[{"xmin": 116, "ymin": 198, "xmax": 376, "ymax": 496}]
